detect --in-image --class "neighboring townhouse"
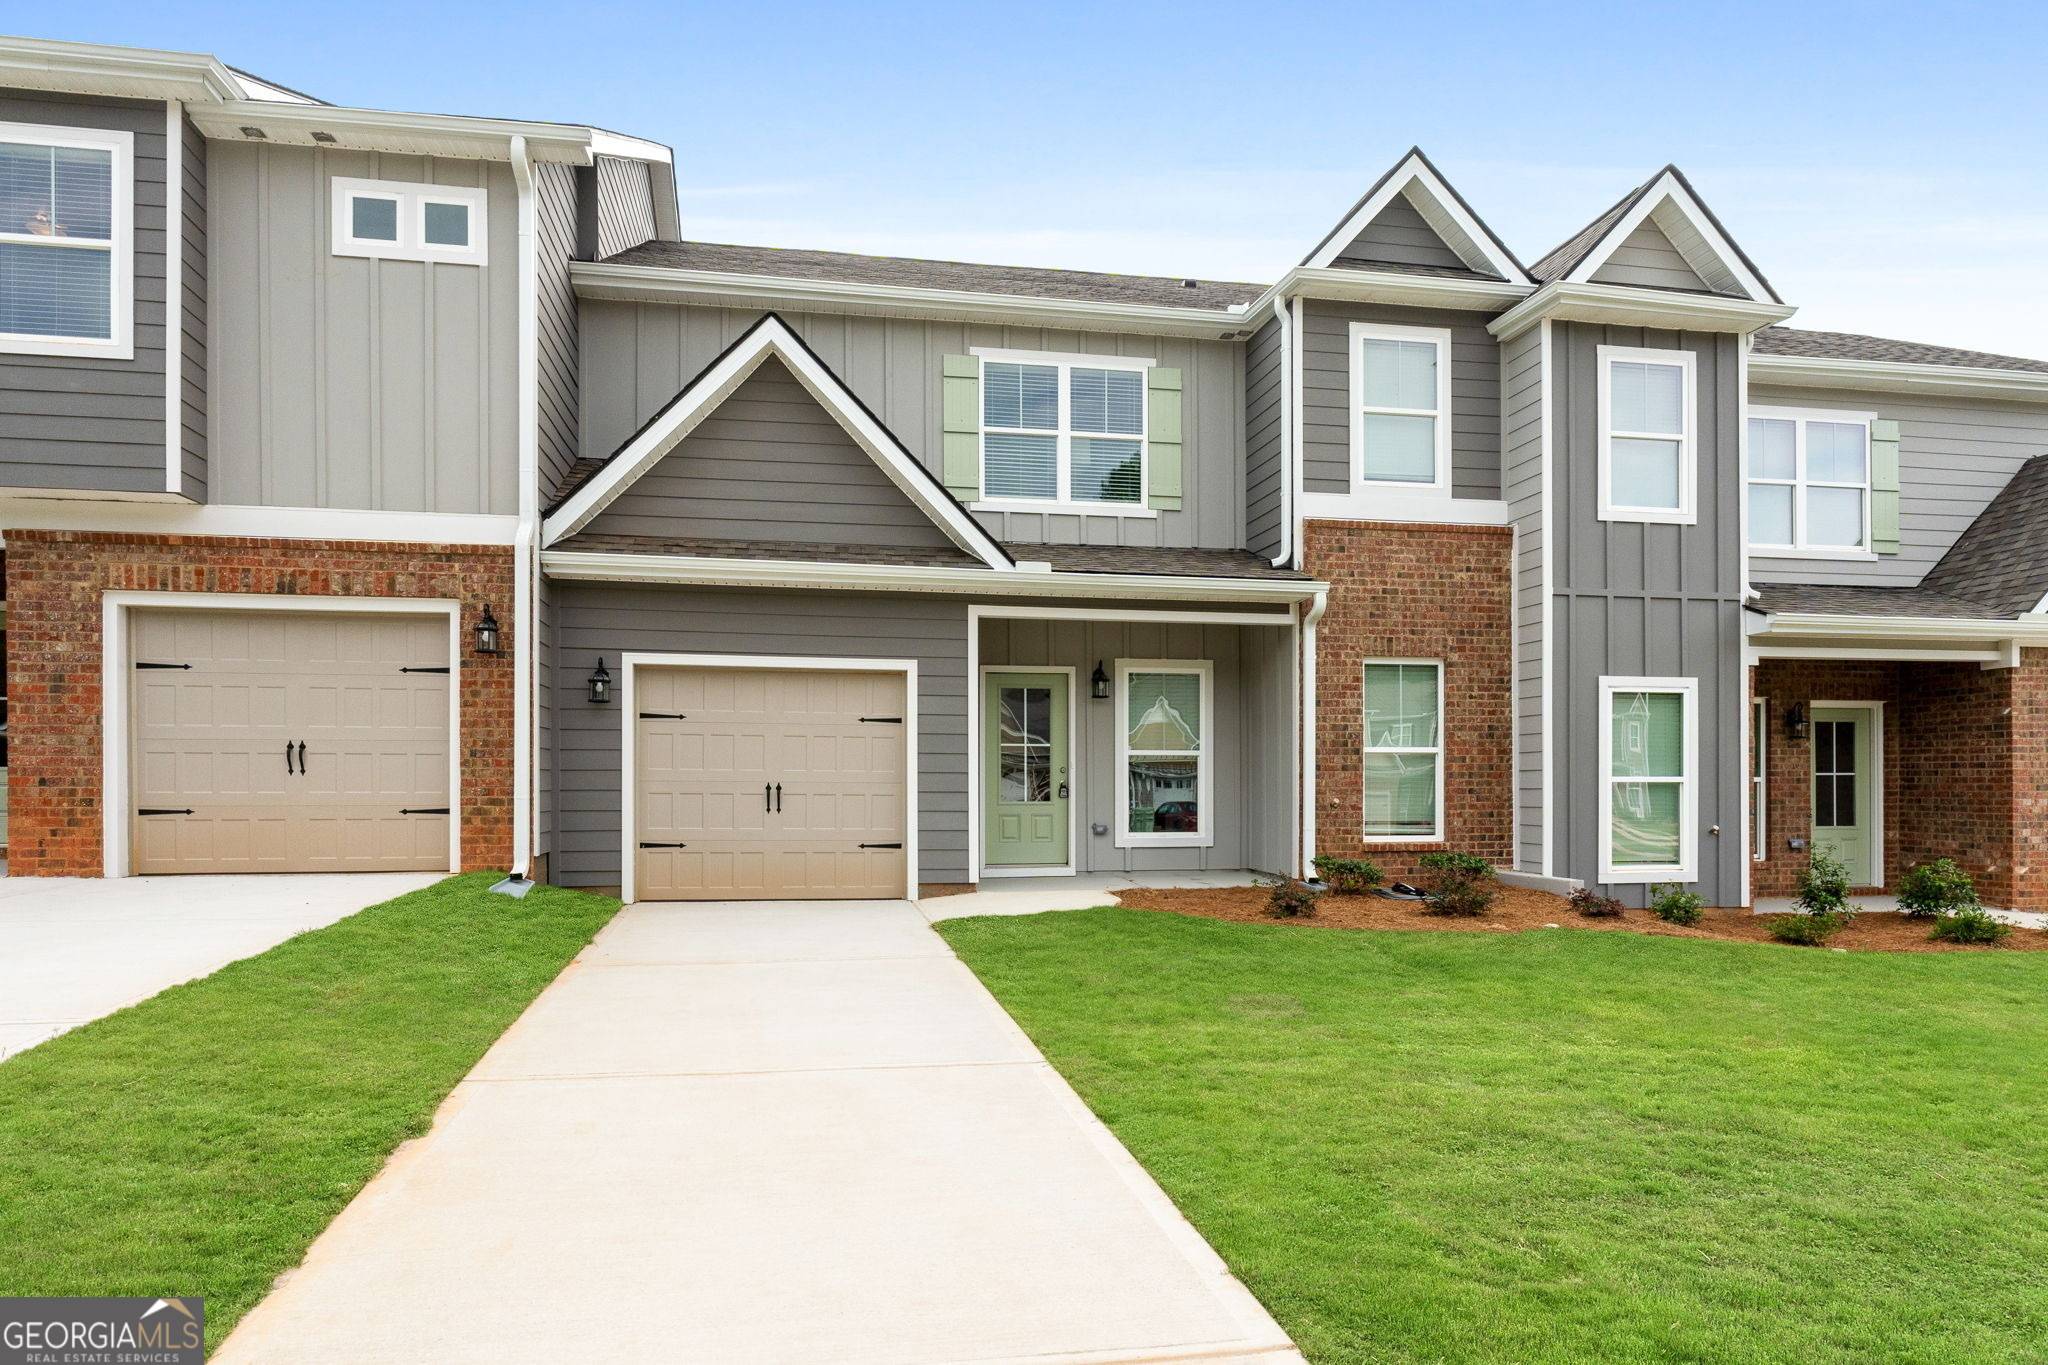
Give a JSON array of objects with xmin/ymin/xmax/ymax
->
[{"xmin": 6, "ymin": 38, "xmax": 2047, "ymax": 912}]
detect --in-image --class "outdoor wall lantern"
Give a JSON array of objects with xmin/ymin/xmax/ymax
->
[
  {"xmin": 1785, "ymin": 701, "xmax": 1808, "ymax": 741},
  {"xmin": 1091, "ymin": 661, "xmax": 1111, "ymax": 701},
  {"xmin": 588, "ymin": 657, "xmax": 613, "ymax": 705},
  {"xmin": 473, "ymin": 605, "xmax": 502, "ymax": 656}
]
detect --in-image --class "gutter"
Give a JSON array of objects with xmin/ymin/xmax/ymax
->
[
  {"xmin": 502, "ymin": 135, "xmax": 540, "ymax": 890},
  {"xmin": 1748, "ymin": 352, "xmax": 2048, "ymax": 404}
]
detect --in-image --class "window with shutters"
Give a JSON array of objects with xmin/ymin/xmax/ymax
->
[
  {"xmin": 0, "ymin": 122, "xmax": 132, "ymax": 359},
  {"xmin": 1747, "ymin": 406, "xmax": 1874, "ymax": 557},
  {"xmin": 1350, "ymin": 322, "xmax": 1451, "ymax": 492},
  {"xmin": 1597, "ymin": 345, "xmax": 1696, "ymax": 524},
  {"xmin": 974, "ymin": 348, "xmax": 1150, "ymax": 513}
]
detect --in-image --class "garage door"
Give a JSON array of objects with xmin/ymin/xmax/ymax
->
[
  {"xmin": 634, "ymin": 666, "xmax": 908, "ymax": 900},
  {"xmin": 129, "ymin": 610, "xmax": 451, "ymax": 874}
]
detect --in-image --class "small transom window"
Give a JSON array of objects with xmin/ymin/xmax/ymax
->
[{"xmin": 332, "ymin": 177, "xmax": 487, "ymax": 265}]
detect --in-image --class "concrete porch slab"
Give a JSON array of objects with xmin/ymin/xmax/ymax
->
[
  {"xmin": 1752, "ymin": 895, "xmax": 2048, "ymax": 929},
  {"xmin": 923, "ymin": 869, "xmax": 1261, "ymax": 922}
]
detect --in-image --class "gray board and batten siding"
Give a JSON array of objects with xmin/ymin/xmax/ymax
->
[{"xmin": 1501, "ymin": 324, "xmax": 1547, "ymax": 874}]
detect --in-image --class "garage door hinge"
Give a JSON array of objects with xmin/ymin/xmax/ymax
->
[
  {"xmin": 399, "ymin": 807, "xmax": 450, "ymax": 815},
  {"xmin": 400, "ymin": 666, "xmax": 451, "ymax": 674},
  {"xmin": 858, "ymin": 716, "xmax": 903, "ymax": 724},
  {"xmin": 858, "ymin": 842, "xmax": 904, "ymax": 850},
  {"xmin": 638, "ymin": 711, "xmax": 688, "ymax": 720},
  {"xmin": 134, "ymin": 661, "xmax": 192, "ymax": 670},
  {"xmin": 637, "ymin": 841, "xmax": 688, "ymax": 849},
  {"xmin": 137, "ymin": 807, "xmax": 194, "ymax": 816}
]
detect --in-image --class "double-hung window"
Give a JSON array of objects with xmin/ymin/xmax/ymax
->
[
  {"xmin": 1597, "ymin": 345, "xmax": 1696, "ymax": 523},
  {"xmin": 0, "ymin": 122, "xmax": 132, "ymax": 359},
  {"xmin": 977, "ymin": 350, "xmax": 1148, "ymax": 510},
  {"xmin": 1117, "ymin": 660, "xmax": 1210, "ymax": 846},
  {"xmin": 1599, "ymin": 676, "xmax": 1697, "ymax": 882},
  {"xmin": 331, "ymin": 177, "xmax": 488, "ymax": 266},
  {"xmin": 1362, "ymin": 660, "xmax": 1443, "ymax": 841},
  {"xmin": 1351, "ymin": 322, "xmax": 1451, "ymax": 490},
  {"xmin": 1747, "ymin": 408, "xmax": 1872, "ymax": 554}
]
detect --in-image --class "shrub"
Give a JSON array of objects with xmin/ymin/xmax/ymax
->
[
  {"xmin": 1264, "ymin": 876, "xmax": 1322, "ymax": 919},
  {"xmin": 1418, "ymin": 850, "xmax": 1494, "ymax": 881},
  {"xmin": 1930, "ymin": 905, "xmax": 2012, "ymax": 946},
  {"xmin": 1417, "ymin": 850, "xmax": 1497, "ymax": 917},
  {"xmin": 1311, "ymin": 856, "xmax": 1384, "ymax": 895},
  {"xmin": 1650, "ymin": 884, "xmax": 1705, "ymax": 927},
  {"xmin": 1769, "ymin": 910, "xmax": 1848, "ymax": 946},
  {"xmin": 1897, "ymin": 858, "xmax": 1979, "ymax": 919},
  {"xmin": 1568, "ymin": 887, "xmax": 1625, "ymax": 918},
  {"xmin": 1772, "ymin": 849, "xmax": 1856, "ymax": 946}
]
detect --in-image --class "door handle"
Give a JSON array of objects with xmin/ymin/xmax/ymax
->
[
  {"xmin": 286, "ymin": 741, "xmax": 296, "ymax": 776},
  {"xmin": 296, "ymin": 741, "xmax": 307, "ymax": 775},
  {"xmin": 765, "ymin": 783, "xmax": 772, "ymax": 813},
  {"xmin": 774, "ymin": 783, "xmax": 782, "ymax": 813}
]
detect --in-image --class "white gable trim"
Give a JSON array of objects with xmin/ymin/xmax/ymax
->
[
  {"xmin": 541, "ymin": 314, "xmax": 1012, "ymax": 568},
  {"xmin": 1562, "ymin": 170, "xmax": 1773, "ymax": 303},
  {"xmin": 1304, "ymin": 152, "xmax": 1529, "ymax": 283}
]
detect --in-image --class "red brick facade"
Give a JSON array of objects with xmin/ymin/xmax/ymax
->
[
  {"xmin": 1751, "ymin": 652, "xmax": 2048, "ymax": 911},
  {"xmin": 1304, "ymin": 520, "xmax": 1514, "ymax": 882},
  {"xmin": 5, "ymin": 531, "xmax": 515, "ymax": 877}
]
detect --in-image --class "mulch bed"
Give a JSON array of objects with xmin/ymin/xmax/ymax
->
[{"xmin": 1113, "ymin": 884, "xmax": 2048, "ymax": 953}]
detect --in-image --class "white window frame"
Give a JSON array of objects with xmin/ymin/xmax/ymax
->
[
  {"xmin": 1597, "ymin": 675, "xmax": 1698, "ymax": 884},
  {"xmin": 1361, "ymin": 657, "xmax": 1445, "ymax": 843},
  {"xmin": 1596, "ymin": 345, "xmax": 1697, "ymax": 525},
  {"xmin": 0, "ymin": 121, "xmax": 134, "ymax": 360},
  {"xmin": 1751, "ymin": 695, "xmax": 1768, "ymax": 863},
  {"xmin": 331, "ymin": 177, "xmax": 488, "ymax": 266},
  {"xmin": 1114, "ymin": 658, "xmax": 1213, "ymax": 849},
  {"xmin": 1349, "ymin": 321, "xmax": 1452, "ymax": 494},
  {"xmin": 971, "ymin": 347, "xmax": 1154, "ymax": 517},
  {"xmin": 1746, "ymin": 405, "xmax": 1876, "ymax": 560}
]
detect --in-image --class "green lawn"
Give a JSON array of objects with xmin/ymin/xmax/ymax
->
[
  {"xmin": 0, "ymin": 872, "xmax": 618, "ymax": 1347},
  {"xmin": 940, "ymin": 909, "xmax": 2048, "ymax": 1365}
]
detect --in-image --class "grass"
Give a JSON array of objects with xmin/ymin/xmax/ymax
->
[
  {"xmin": 940, "ymin": 909, "xmax": 2048, "ymax": 1365},
  {"xmin": 0, "ymin": 872, "xmax": 618, "ymax": 1347}
]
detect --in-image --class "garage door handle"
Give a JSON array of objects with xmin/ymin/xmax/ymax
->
[
  {"xmin": 138, "ymin": 807, "xmax": 194, "ymax": 816},
  {"xmin": 638, "ymin": 841, "xmax": 688, "ymax": 849},
  {"xmin": 135, "ymin": 661, "xmax": 192, "ymax": 670},
  {"xmin": 285, "ymin": 741, "xmax": 296, "ymax": 775},
  {"xmin": 296, "ymin": 741, "xmax": 308, "ymax": 774},
  {"xmin": 639, "ymin": 711, "xmax": 688, "ymax": 720},
  {"xmin": 764, "ymin": 783, "xmax": 772, "ymax": 812},
  {"xmin": 859, "ymin": 842, "xmax": 903, "ymax": 850},
  {"xmin": 774, "ymin": 783, "xmax": 782, "ymax": 813},
  {"xmin": 400, "ymin": 807, "xmax": 450, "ymax": 816},
  {"xmin": 858, "ymin": 716, "xmax": 903, "ymax": 724}
]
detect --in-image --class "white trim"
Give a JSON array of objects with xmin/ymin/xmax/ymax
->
[
  {"xmin": 542, "ymin": 314, "xmax": 1010, "ymax": 569},
  {"xmin": 1299, "ymin": 591, "xmax": 1325, "ymax": 879},
  {"xmin": 1290, "ymin": 294, "xmax": 1306, "ymax": 570},
  {"xmin": 0, "ymin": 501, "xmax": 519, "ymax": 544},
  {"xmin": 1809, "ymin": 699, "xmax": 1885, "ymax": 888},
  {"xmin": 0, "ymin": 121, "xmax": 134, "ymax": 360},
  {"xmin": 970, "ymin": 345, "xmax": 1156, "ymax": 370},
  {"xmin": 1748, "ymin": 644, "xmax": 2006, "ymax": 664},
  {"xmin": 1597, "ymin": 344, "xmax": 1697, "ymax": 525},
  {"xmin": 100, "ymin": 592, "xmax": 463, "ymax": 880},
  {"xmin": 1538, "ymin": 320, "xmax": 1555, "ymax": 878},
  {"xmin": 162, "ymin": 101, "xmax": 182, "ymax": 494},
  {"xmin": 1298, "ymin": 491, "xmax": 1512, "ymax": 526},
  {"xmin": 187, "ymin": 100, "xmax": 598, "ymax": 166},
  {"xmin": 1114, "ymin": 658, "xmax": 1215, "ymax": 850},
  {"xmin": 1269, "ymin": 295, "xmax": 1293, "ymax": 568},
  {"xmin": 0, "ymin": 37, "xmax": 246, "ymax": 104},
  {"xmin": 1752, "ymin": 613, "xmax": 2048, "ymax": 643},
  {"xmin": 1744, "ymin": 404, "xmax": 1876, "ymax": 556},
  {"xmin": 1749, "ymin": 351, "xmax": 2048, "ymax": 404},
  {"xmin": 1561, "ymin": 170, "xmax": 1774, "ymax": 303},
  {"xmin": 971, "ymin": 603, "xmax": 1295, "ymax": 626},
  {"xmin": 974, "ymin": 350, "xmax": 1151, "ymax": 513},
  {"xmin": 971, "ymin": 498, "xmax": 1158, "ymax": 520},
  {"xmin": 508, "ymin": 136, "xmax": 538, "ymax": 882},
  {"xmin": 1281, "ymin": 265, "xmax": 1531, "ymax": 313},
  {"xmin": 1750, "ymin": 695, "xmax": 1767, "ymax": 867},
  {"xmin": 1597, "ymin": 674, "xmax": 1699, "ymax": 885},
  {"xmin": 977, "ymin": 665, "xmax": 1078, "ymax": 877},
  {"xmin": 1348, "ymin": 321, "xmax": 1452, "ymax": 495},
  {"xmin": 1361, "ymin": 658, "xmax": 1445, "ymax": 843},
  {"xmin": 330, "ymin": 176, "xmax": 488, "ymax": 267},
  {"xmin": 1489, "ymin": 280, "xmax": 1794, "ymax": 343},
  {"xmin": 617, "ymin": 652, "xmax": 919, "ymax": 904},
  {"xmin": 1302, "ymin": 152, "xmax": 1531, "ymax": 283}
]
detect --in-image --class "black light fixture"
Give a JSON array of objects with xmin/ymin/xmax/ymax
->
[
  {"xmin": 588, "ymin": 657, "xmax": 613, "ymax": 705},
  {"xmin": 1784, "ymin": 701, "xmax": 1808, "ymax": 741},
  {"xmin": 473, "ymin": 605, "xmax": 501, "ymax": 656},
  {"xmin": 1091, "ymin": 661, "xmax": 1110, "ymax": 701}
]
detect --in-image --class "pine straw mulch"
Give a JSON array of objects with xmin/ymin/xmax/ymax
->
[{"xmin": 1111, "ymin": 884, "xmax": 2048, "ymax": 953}]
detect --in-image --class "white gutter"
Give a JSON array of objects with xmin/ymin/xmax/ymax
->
[
  {"xmin": 1299, "ymin": 589, "xmax": 1329, "ymax": 877},
  {"xmin": 1750, "ymin": 611, "xmax": 2048, "ymax": 643},
  {"xmin": 507, "ymin": 135, "xmax": 539, "ymax": 883},
  {"xmin": 1489, "ymin": 280, "xmax": 1796, "ymax": 343},
  {"xmin": 1270, "ymin": 294, "xmax": 1292, "ymax": 569},
  {"xmin": 1749, "ymin": 352, "xmax": 2048, "ymax": 404},
  {"xmin": 1290, "ymin": 295, "xmax": 1306, "ymax": 571}
]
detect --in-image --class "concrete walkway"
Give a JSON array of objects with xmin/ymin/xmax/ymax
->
[
  {"xmin": 0, "ymin": 871, "xmax": 440, "ymax": 1061},
  {"xmin": 219, "ymin": 900, "xmax": 1299, "ymax": 1365}
]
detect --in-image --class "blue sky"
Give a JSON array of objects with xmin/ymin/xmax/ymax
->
[{"xmin": 50, "ymin": 1, "xmax": 2048, "ymax": 355}]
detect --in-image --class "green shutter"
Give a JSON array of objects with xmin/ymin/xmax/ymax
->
[
  {"xmin": 1870, "ymin": 417, "xmax": 1901, "ymax": 555},
  {"xmin": 941, "ymin": 355, "xmax": 981, "ymax": 502},
  {"xmin": 1147, "ymin": 366, "xmax": 1182, "ymax": 511}
]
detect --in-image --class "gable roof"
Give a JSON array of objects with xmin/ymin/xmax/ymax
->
[
  {"xmin": 541, "ymin": 312, "xmax": 1013, "ymax": 568},
  {"xmin": 1530, "ymin": 166, "xmax": 1780, "ymax": 304},
  {"xmin": 1299, "ymin": 148, "xmax": 1530, "ymax": 283}
]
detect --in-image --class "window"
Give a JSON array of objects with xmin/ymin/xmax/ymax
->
[
  {"xmin": 1599, "ymin": 676, "xmax": 1697, "ymax": 882},
  {"xmin": 1747, "ymin": 407, "xmax": 1872, "ymax": 554},
  {"xmin": 976, "ymin": 349, "xmax": 1149, "ymax": 511},
  {"xmin": 1597, "ymin": 345, "xmax": 1696, "ymax": 523},
  {"xmin": 0, "ymin": 122, "xmax": 132, "ymax": 359},
  {"xmin": 1350, "ymin": 322, "xmax": 1451, "ymax": 490},
  {"xmin": 1362, "ymin": 660, "xmax": 1443, "ymax": 841},
  {"xmin": 1117, "ymin": 660, "xmax": 1210, "ymax": 846},
  {"xmin": 1751, "ymin": 697, "xmax": 1767, "ymax": 862},
  {"xmin": 331, "ymin": 177, "xmax": 487, "ymax": 265}
]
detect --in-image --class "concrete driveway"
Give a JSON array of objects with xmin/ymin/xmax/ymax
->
[
  {"xmin": 0, "ymin": 872, "xmax": 441, "ymax": 1061},
  {"xmin": 219, "ymin": 900, "xmax": 1300, "ymax": 1365}
]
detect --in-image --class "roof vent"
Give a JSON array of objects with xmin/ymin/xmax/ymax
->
[
  {"xmin": 310, "ymin": 131, "xmax": 337, "ymax": 144},
  {"xmin": 1180, "ymin": 278, "xmax": 1199, "ymax": 289},
  {"xmin": 238, "ymin": 126, "xmax": 267, "ymax": 139}
]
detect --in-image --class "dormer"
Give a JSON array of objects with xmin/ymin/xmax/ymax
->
[
  {"xmin": 1300, "ymin": 147, "xmax": 1530, "ymax": 286},
  {"xmin": 1528, "ymin": 166, "xmax": 1780, "ymax": 303}
]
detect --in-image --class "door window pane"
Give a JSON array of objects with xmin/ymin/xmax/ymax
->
[{"xmin": 998, "ymin": 686, "xmax": 1053, "ymax": 804}]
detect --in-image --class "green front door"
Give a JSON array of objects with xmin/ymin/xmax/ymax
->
[
  {"xmin": 983, "ymin": 672, "xmax": 1069, "ymax": 868},
  {"xmin": 1811, "ymin": 706, "xmax": 1875, "ymax": 886}
]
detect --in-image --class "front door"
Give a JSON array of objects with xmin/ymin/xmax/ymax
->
[
  {"xmin": 983, "ymin": 672, "xmax": 1069, "ymax": 869},
  {"xmin": 1811, "ymin": 706, "xmax": 1875, "ymax": 886}
]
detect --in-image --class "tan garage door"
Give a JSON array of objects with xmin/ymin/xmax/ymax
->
[
  {"xmin": 635, "ymin": 666, "xmax": 908, "ymax": 900},
  {"xmin": 129, "ymin": 610, "xmax": 451, "ymax": 874}
]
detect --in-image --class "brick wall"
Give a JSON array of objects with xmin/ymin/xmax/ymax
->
[
  {"xmin": 1304, "ymin": 520, "xmax": 1513, "ymax": 882},
  {"xmin": 5, "ymin": 531, "xmax": 515, "ymax": 877},
  {"xmin": 1750, "ymin": 661, "xmax": 1903, "ymax": 899}
]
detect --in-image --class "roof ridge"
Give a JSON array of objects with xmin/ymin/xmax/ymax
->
[{"xmin": 640, "ymin": 238, "xmax": 1267, "ymax": 292}]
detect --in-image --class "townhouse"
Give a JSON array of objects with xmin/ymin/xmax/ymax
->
[{"xmin": 3, "ymin": 37, "xmax": 2045, "ymax": 909}]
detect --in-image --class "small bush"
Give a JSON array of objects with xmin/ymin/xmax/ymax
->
[
  {"xmin": 1897, "ymin": 858, "xmax": 1979, "ymax": 919},
  {"xmin": 1418, "ymin": 850, "xmax": 1495, "ymax": 881},
  {"xmin": 1568, "ymin": 887, "xmax": 1626, "ymax": 918},
  {"xmin": 1769, "ymin": 910, "xmax": 1848, "ymax": 946},
  {"xmin": 1417, "ymin": 850, "xmax": 1497, "ymax": 917},
  {"xmin": 1773, "ymin": 850, "xmax": 1856, "ymax": 946},
  {"xmin": 1312, "ymin": 856, "xmax": 1384, "ymax": 895},
  {"xmin": 1650, "ymin": 884, "xmax": 1705, "ymax": 927},
  {"xmin": 1930, "ymin": 905, "xmax": 2012, "ymax": 946},
  {"xmin": 1264, "ymin": 876, "xmax": 1323, "ymax": 919}
]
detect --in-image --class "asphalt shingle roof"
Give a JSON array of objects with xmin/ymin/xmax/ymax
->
[
  {"xmin": 1920, "ymin": 455, "xmax": 2048, "ymax": 616},
  {"xmin": 1748, "ymin": 583, "xmax": 2009, "ymax": 620},
  {"xmin": 1752, "ymin": 326, "xmax": 2048, "ymax": 375},
  {"xmin": 1007, "ymin": 543, "xmax": 1311, "ymax": 581}
]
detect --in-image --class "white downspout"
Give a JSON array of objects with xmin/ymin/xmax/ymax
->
[
  {"xmin": 1290, "ymin": 294, "xmax": 1306, "ymax": 571},
  {"xmin": 504, "ymin": 135, "xmax": 539, "ymax": 885},
  {"xmin": 1300, "ymin": 588, "xmax": 1328, "ymax": 878},
  {"xmin": 1269, "ymin": 294, "xmax": 1292, "ymax": 569}
]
